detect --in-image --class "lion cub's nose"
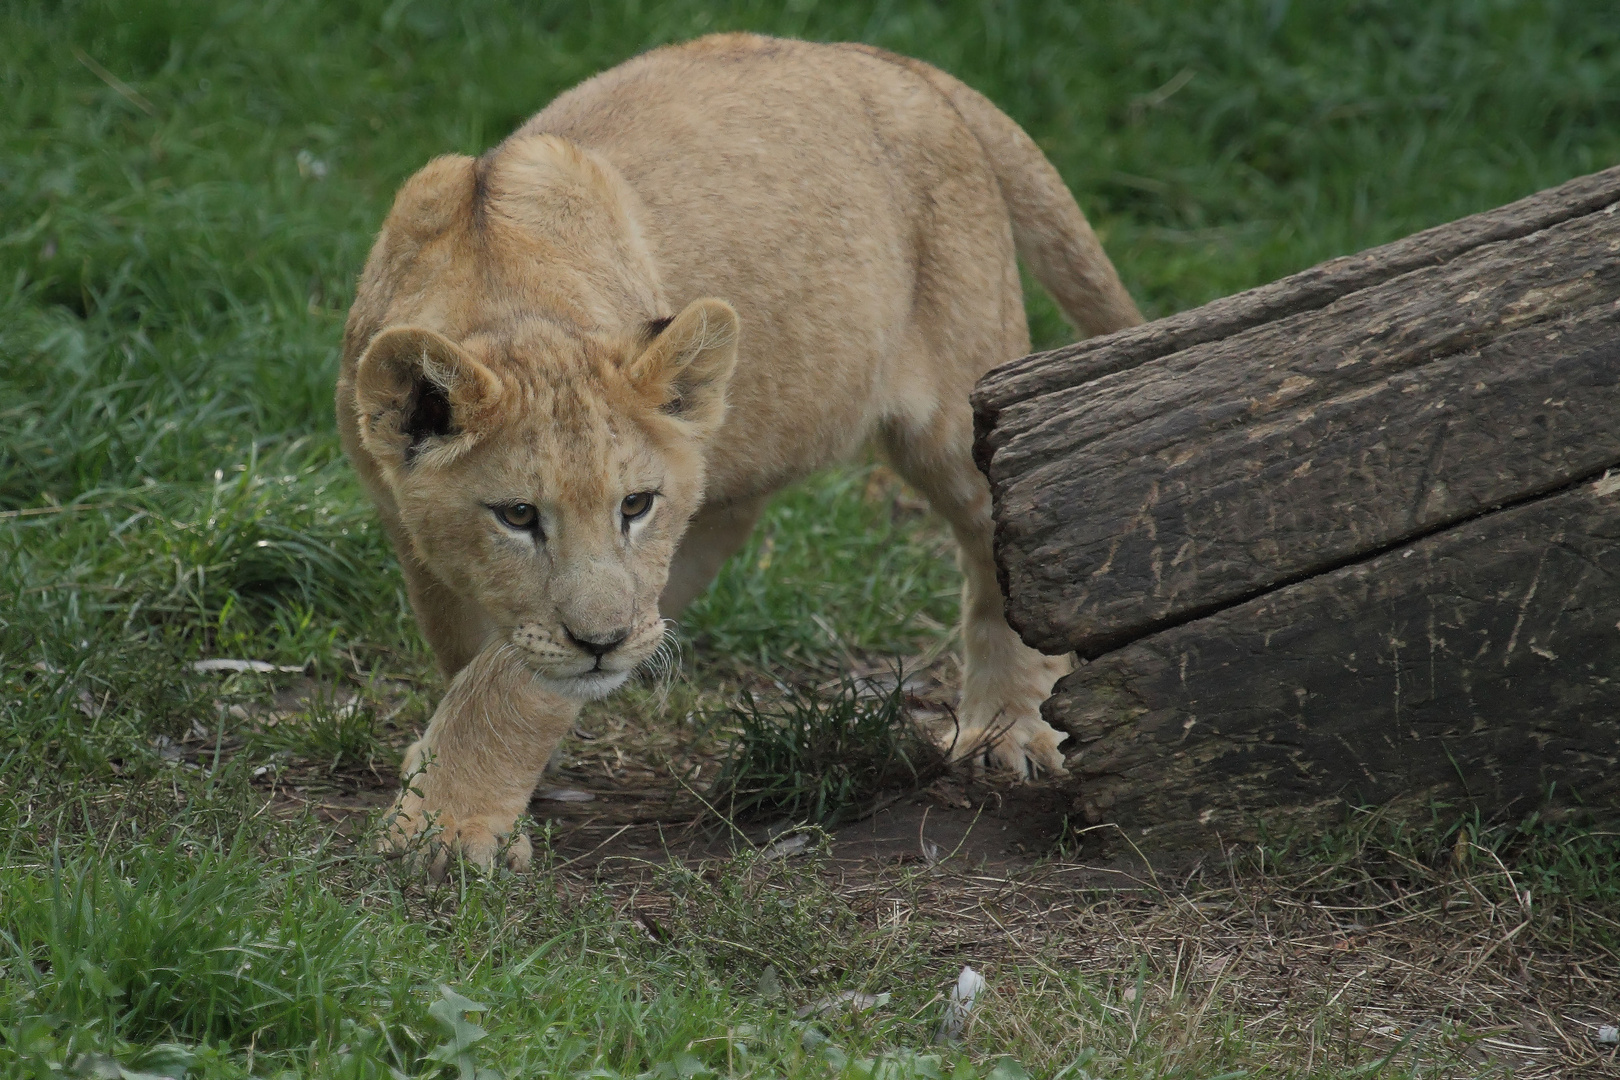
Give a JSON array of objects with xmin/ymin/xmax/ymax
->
[{"xmin": 564, "ymin": 625, "xmax": 629, "ymax": 657}]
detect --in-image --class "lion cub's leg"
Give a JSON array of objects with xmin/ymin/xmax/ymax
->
[
  {"xmin": 396, "ymin": 546, "xmax": 499, "ymax": 680},
  {"xmin": 659, "ymin": 494, "xmax": 769, "ymax": 619},
  {"xmin": 881, "ymin": 415, "xmax": 1073, "ymax": 778},
  {"xmin": 380, "ymin": 642, "xmax": 575, "ymax": 878}
]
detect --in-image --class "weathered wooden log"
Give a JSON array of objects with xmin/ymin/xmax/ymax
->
[
  {"xmin": 1058, "ymin": 475, "xmax": 1620, "ymax": 844},
  {"xmin": 973, "ymin": 166, "xmax": 1620, "ymax": 844}
]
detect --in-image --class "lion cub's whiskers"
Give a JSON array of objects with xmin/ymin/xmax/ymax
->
[{"xmin": 635, "ymin": 619, "xmax": 685, "ymax": 707}]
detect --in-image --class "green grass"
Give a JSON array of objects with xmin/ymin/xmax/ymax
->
[
  {"xmin": 0, "ymin": 820, "xmax": 896, "ymax": 1078},
  {"xmin": 3, "ymin": 0, "xmax": 1619, "ymax": 1075},
  {"xmin": 0, "ymin": 778, "xmax": 1066, "ymax": 1080},
  {"xmin": 250, "ymin": 691, "xmax": 389, "ymax": 774},
  {"xmin": 681, "ymin": 469, "xmax": 961, "ymax": 668},
  {"xmin": 707, "ymin": 674, "xmax": 948, "ymax": 827},
  {"xmin": 1254, "ymin": 803, "xmax": 1620, "ymax": 954}
]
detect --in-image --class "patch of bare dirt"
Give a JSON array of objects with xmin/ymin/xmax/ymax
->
[{"xmin": 245, "ymin": 662, "xmax": 1620, "ymax": 1078}]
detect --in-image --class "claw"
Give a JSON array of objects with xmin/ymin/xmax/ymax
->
[
  {"xmin": 378, "ymin": 796, "xmax": 531, "ymax": 878},
  {"xmin": 944, "ymin": 716, "xmax": 1069, "ymax": 780}
]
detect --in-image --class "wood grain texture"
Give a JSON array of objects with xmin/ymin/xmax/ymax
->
[
  {"xmin": 986, "ymin": 199, "xmax": 1620, "ymax": 656},
  {"xmin": 973, "ymin": 163, "xmax": 1620, "ymax": 462},
  {"xmin": 1053, "ymin": 473, "xmax": 1620, "ymax": 847}
]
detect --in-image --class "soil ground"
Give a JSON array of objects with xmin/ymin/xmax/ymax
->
[{"xmin": 230, "ymin": 660, "xmax": 1620, "ymax": 1079}]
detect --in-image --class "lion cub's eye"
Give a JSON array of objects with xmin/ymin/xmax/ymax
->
[
  {"xmin": 620, "ymin": 492, "xmax": 655, "ymax": 522},
  {"xmin": 493, "ymin": 503, "xmax": 540, "ymax": 532}
]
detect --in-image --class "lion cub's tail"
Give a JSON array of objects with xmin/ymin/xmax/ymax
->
[{"xmin": 909, "ymin": 62, "xmax": 1145, "ymax": 338}]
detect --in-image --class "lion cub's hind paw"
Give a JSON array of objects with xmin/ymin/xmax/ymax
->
[
  {"xmin": 949, "ymin": 716, "xmax": 1070, "ymax": 780},
  {"xmin": 378, "ymin": 803, "xmax": 533, "ymax": 882}
]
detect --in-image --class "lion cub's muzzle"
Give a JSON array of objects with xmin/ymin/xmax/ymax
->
[
  {"xmin": 562, "ymin": 623, "xmax": 628, "ymax": 658},
  {"xmin": 510, "ymin": 610, "xmax": 667, "ymax": 700}
]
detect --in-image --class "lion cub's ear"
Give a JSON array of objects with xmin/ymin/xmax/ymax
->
[
  {"xmin": 354, "ymin": 326, "xmax": 504, "ymax": 469},
  {"xmin": 626, "ymin": 298, "xmax": 740, "ymax": 434}
]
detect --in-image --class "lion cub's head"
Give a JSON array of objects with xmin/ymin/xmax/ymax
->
[{"xmin": 352, "ymin": 299, "xmax": 739, "ymax": 699}]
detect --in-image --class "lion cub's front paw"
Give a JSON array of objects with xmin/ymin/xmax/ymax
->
[
  {"xmin": 378, "ymin": 793, "xmax": 532, "ymax": 881},
  {"xmin": 948, "ymin": 714, "xmax": 1070, "ymax": 779}
]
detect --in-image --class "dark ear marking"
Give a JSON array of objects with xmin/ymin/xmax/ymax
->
[
  {"xmin": 624, "ymin": 298, "xmax": 739, "ymax": 433},
  {"xmin": 402, "ymin": 378, "xmax": 453, "ymax": 464},
  {"xmin": 355, "ymin": 325, "xmax": 501, "ymax": 468},
  {"xmin": 642, "ymin": 314, "xmax": 676, "ymax": 342}
]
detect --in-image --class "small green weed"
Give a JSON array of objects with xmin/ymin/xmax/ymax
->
[
  {"xmin": 251, "ymin": 694, "xmax": 388, "ymax": 773},
  {"xmin": 424, "ymin": 985, "xmax": 502, "ymax": 1080},
  {"xmin": 708, "ymin": 672, "xmax": 948, "ymax": 827}
]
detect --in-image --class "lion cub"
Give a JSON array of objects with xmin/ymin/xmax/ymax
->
[{"xmin": 338, "ymin": 33, "xmax": 1141, "ymax": 874}]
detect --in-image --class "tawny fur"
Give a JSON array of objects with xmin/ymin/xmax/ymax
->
[{"xmin": 337, "ymin": 34, "xmax": 1142, "ymax": 874}]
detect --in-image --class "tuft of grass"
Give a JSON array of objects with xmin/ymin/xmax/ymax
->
[
  {"xmin": 0, "ymin": 788, "xmax": 1008, "ymax": 1080},
  {"xmin": 1252, "ymin": 803, "xmax": 1620, "ymax": 954},
  {"xmin": 707, "ymin": 672, "xmax": 949, "ymax": 827},
  {"xmin": 0, "ymin": 626, "xmax": 215, "ymax": 781},
  {"xmin": 250, "ymin": 694, "xmax": 389, "ymax": 774}
]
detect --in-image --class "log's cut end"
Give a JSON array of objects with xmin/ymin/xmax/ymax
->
[{"xmin": 974, "ymin": 164, "xmax": 1620, "ymax": 847}]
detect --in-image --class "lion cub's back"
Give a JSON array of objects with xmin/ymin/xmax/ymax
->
[{"xmin": 519, "ymin": 34, "xmax": 1012, "ymax": 490}]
